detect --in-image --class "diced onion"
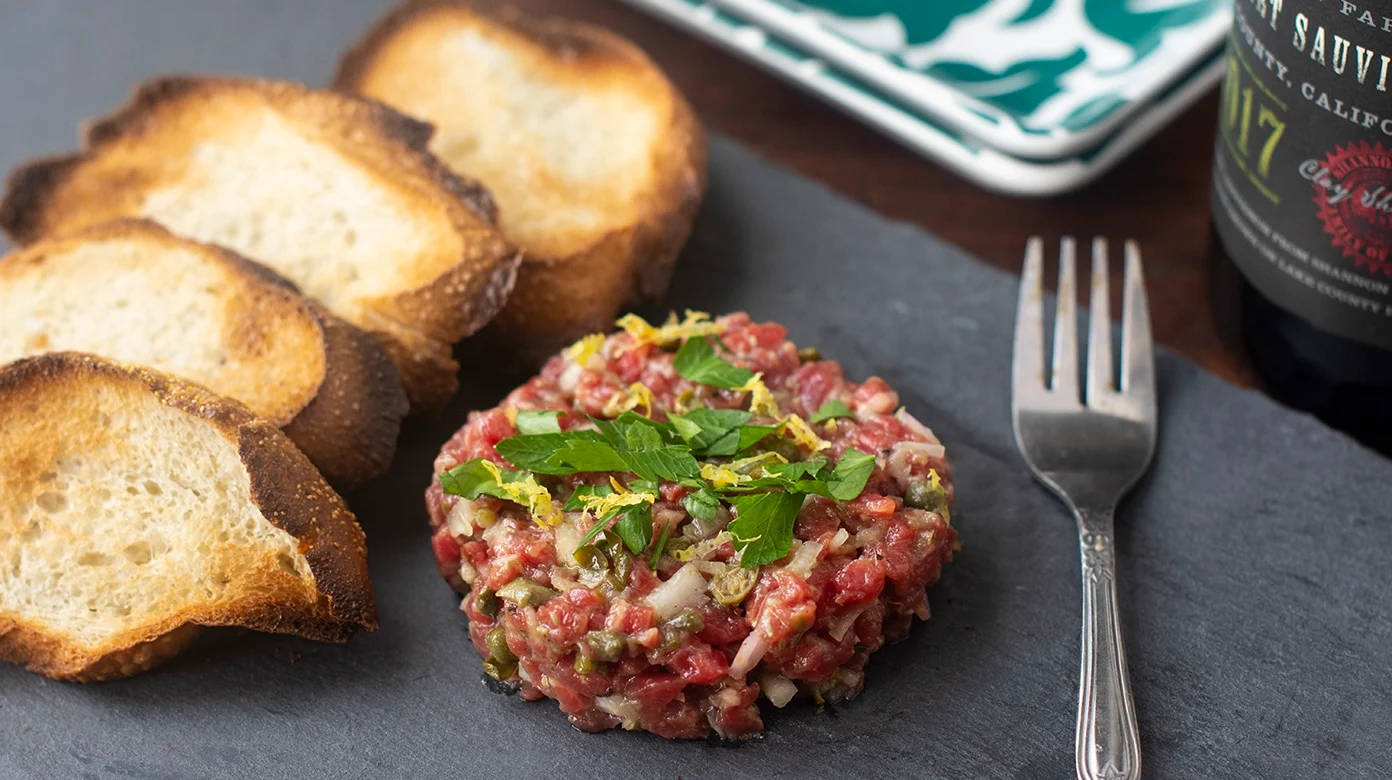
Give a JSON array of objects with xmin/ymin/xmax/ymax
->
[
  {"xmin": 827, "ymin": 604, "xmax": 869, "ymax": 641},
  {"xmin": 558, "ymin": 362, "xmax": 584, "ymax": 392},
  {"xmin": 854, "ymin": 526, "xmax": 885, "ymax": 549},
  {"xmin": 446, "ymin": 500, "xmax": 476, "ymax": 537},
  {"xmin": 596, "ymin": 695, "xmax": 642, "ymax": 730},
  {"xmin": 887, "ymin": 441, "xmax": 947, "ymax": 488},
  {"xmin": 481, "ymin": 517, "xmax": 509, "ymax": 546},
  {"xmin": 643, "ymin": 564, "xmax": 707, "ymax": 620},
  {"xmin": 690, "ymin": 505, "xmax": 730, "ymax": 538},
  {"xmin": 457, "ymin": 559, "xmax": 478, "ymax": 583},
  {"xmin": 786, "ymin": 541, "xmax": 823, "ymax": 579},
  {"xmin": 827, "ymin": 528, "xmax": 850, "ymax": 552},
  {"xmin": 894, "ymin": 409, "xmax": 942, "ymax": 445},
  {"xmin": 553, "ymin": 517, "xmax": 584, "ymax": 567},
  {"xmin": 761, "ymin": 674, "xmax": 798, "ymax": 708},
  {"xmin": 729, "ymin": 631, "xmax": 770, "ymax": 679}
]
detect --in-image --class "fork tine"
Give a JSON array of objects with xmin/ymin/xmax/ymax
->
[
  {"xmin": 1052, "ymin": 237, "xmax": 1079, "ymax": 400},
  {"xmin": 1013, "ymin": 237, "xmax": 1047, "ymax": 396},
  {"xmin": 1086, "ymin": 238, "xmax": 1113, "ymax": 403},
  {"xmin": 1120, "ymin": 240, "xmax": 1156, "ymax": 408}
]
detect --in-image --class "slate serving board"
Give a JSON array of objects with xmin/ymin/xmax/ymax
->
[{"xmin": 2, "ymin": 2, "xmax": 1390, "ymax": 778}]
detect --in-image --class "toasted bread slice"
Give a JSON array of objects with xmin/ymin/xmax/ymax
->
[
  {"xmin": 337, "ymin": 2, "xmax": 706, "ymax": 361},
  {"xmin": 0, "ymin": 219, "xmax": 407, "ymax": 488},
  {"xmin": 0, "ymin": 353, "xmax": 378, "ymax": 682},
  {"xmin": 0, "ymin": 76, "xmax": 521, "ymax": 411}
]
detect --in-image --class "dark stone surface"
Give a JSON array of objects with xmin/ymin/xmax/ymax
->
[{"xmin": 1, "ymin": 3, "xmax": 1389, "ymax": 778}]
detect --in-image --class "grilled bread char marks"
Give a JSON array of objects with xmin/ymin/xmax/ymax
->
[
  {"xmin": 0, "ymin": 76, "xmax": 522, "ymax": 412},
  {"xmin": 337, "ymin": 1, "xmax": 706, "ymax": 362},
  {"xmin": 0, "ymin": 219, "xmax": 408, "ymax": 488},
  {"xmin": 0, "ymin": 353, "xmax": 377, "ymax": 682}
]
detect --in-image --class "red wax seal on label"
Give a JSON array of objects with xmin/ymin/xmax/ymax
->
[{"xmin": 1311, "ymin": 140, "xmax": 1392, "ymax": 277}]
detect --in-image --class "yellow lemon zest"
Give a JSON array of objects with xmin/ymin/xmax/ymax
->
[
  {"xmin": 579, "ymin": 476, "xmax": 656, "ymax": 519},
  {"xmin": 825, "ymin": 418, "xmax": 839, "ymax": 434},
  {"xmin": 602, "ymin": 382, "xmax": 655, "ymax": 418},
  {"xmin": 615, "ymin": 310, "xmax": 726, "ymax": 348},
  {"xmin": 673, "ymin": 388, "xmax": 698, "ymax": 414},
  {"xmin": 504, "ymin": 405, "xmax": 518, "ymax": 428},
  {"xmin": 736, "ymin": 373, "xmax": 780, "ymax": 418},
  {"xmin": 928, "ymin": 468, "xmax": 951, "ymax": 524},
  {"xmin": 729, "ymin": 451, "xmax": 788, "ymax": 475},
  {"xmin": 701, "ymin": 462, "xmax": 751, "ymax": 489},
  {"xmin": 565, "ymin": 332, "xmax": 606, "ymax": 366},
  {"xmin": 781, "ymin": 413, "xmax": 831, "ymax": 453},
  {"xmin": 481, "ymin": 460, "xmax": 559, "ymax": 525}
]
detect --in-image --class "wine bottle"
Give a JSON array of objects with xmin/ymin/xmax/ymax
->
[{"xmin": 1211, "ymin": 0, "xmax": 1392, "ymax": 452}]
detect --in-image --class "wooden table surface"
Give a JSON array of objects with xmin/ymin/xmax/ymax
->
[{"xmin": 519, "ymin": 0, "xmax": 1256, "ymax": 388}]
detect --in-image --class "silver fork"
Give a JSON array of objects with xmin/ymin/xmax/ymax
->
[{"xmin": 1012, "ymin": 237, "xmax": 1156, "ymax": 780}]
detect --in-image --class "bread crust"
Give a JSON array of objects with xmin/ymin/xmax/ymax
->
[
  {"xmin": 0, "ymin": 353, "xmax": 378, "ymax": 681},
  {"xmin": 336, "ymin": 1, "xmax": 706, "ymax": 364},
  {"xmin": 0, "ymin": 219, "xmax": 408, "ymax": 487},
  {"xmin": 0, "ymin": 76, "xmax": 522, "ymax": 412}
]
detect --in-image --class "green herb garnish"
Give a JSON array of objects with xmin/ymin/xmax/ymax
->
[
  {"xmin": 727, "ymin": 491, "xmax": 806, "ymax": 567},
  {"xmin": 809, "ymin": 399, "xmax": 854, "ymax": 424},
  {"xmin": 826, "ymin": 448, "xmax": 876, "ymax": 501},
  {"xmin": 441, "ymin": 334, "xmax": 886, "ymax": 567},
  {"xmin": 515, "ymin": 409, "xmax": 563, "ymax": 434},
  {"xmin": 672, "ymin": 336, "xmax": 755, "ymax": 389},
  {"xmin": 439, "ymin": 459, "xmax": 530, "ymax": 501}
]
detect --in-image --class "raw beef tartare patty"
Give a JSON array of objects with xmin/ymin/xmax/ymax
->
[{"xmin": 426, "ymin": 312, "xmax": 957, "ymax": 739}]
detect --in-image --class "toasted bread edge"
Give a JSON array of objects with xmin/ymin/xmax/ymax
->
[
  {"xmin": 335, "ymin": 1, "xmax": 705, "ymax": 364},
  {"xmin": 0, "ymin": 353, "xmax": 378, "ymax": 682}
]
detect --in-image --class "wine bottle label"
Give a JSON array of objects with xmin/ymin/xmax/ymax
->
[{"xmin": 1212, "ymin": 0, "xmax": 1392, "ymax": 350}]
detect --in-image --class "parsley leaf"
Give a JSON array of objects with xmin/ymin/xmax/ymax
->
[
  {"xmin": 826, "ymin": 448, "xmax": 876, "ymax": 501},
  {"xmin": 673, "ymin": 336, "xmax": 755, "ymax": 389},
  {"xmin": 669, "ymin": 408, "xmax": 753, "ymax": 456},
  {"xmin": 809, "ymin": 399, "xmax": 854, "ymax": 424},
  {"xmin": 612, "ymin": 503, "xmax": 653, "ymax": 555},
  {"xmin": 548, "ymin": 438, "xmax": 631, "ymax": 474},
  {"xmin": 440, "ymin": 459, "xmax": 528, "ymax": 500},
  {"xmin": 736, "ymin": 424, "xmax": 780, "ymax": 452},
  {"xmin": 682, "ymin": 486, "xmax": 721, "ymax": 525},
  {"xmin": 764, "ymin": 458, "xmax": 829, "ymax": 481},
  {"xmin": 515, "ymin": 409, "xmax": 563, "ymax": 434},
  {"xmin": 727, "ymin": 491, "xmax": 805, "ymax": 567},
  {"xmin": 496, "ymin": 431, "xmax": 601, "ymax": 474}
]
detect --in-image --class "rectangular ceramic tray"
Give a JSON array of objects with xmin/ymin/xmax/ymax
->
[
  {"xmin": 624, "ymin": 0, "xmax": 1224, "ymax": 196},
  {"xmin": 707, "ymin": 0, "xmax": 1231, "ymax": 159}
]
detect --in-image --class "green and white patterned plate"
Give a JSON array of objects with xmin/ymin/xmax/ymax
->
[
  {"xmin": 623, "ymin": 0, "xmax": 1224, "ymax": 196},
  {"xmin": 705, "ymin": 0, "xmax": 1231, "ymax": 159}
]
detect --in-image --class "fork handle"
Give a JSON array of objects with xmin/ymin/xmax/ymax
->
[{"xmin": 1075, "ymin": 511, "xmax": 1141, "ymax": 780}]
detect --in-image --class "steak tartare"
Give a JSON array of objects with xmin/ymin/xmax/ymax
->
[{"xmin": 426, "ymin": 312, "xmax": 957, "ymax": 739}]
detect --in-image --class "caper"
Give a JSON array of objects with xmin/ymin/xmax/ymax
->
[
  {"xmin": 797, "ymin": 346, "xmax": 821, "ymax": 362},
  {"xmin": 709, "ymin": 565, "xmax": 758, "ymax": 606},
  {"xmin": 495, "ymin": 578, "xmax": 558, "ymax": 607},
  {"xmin": 608, "ymin": 548, "xmax": 634, "ymax": 590},
  {"xmin": 482, "ymin": 658, "xmax": 517, "ymax": 681},
  {"xmin": 486, "ymin": 625, "xmax": 516, "ymax": 664},
  {"xmin": 574, "ymin": 653, "xmax": 602, "ymax": 675},
  {"xmin": 905, "ymin": 480, "xmax": 948, "ymax": 512},
  {"xmin": 666, "ymin": 609, "xmax": 704, "ymax": 634},
  {"xmin": 473, "ymin": 587, "xmax": 500, "ymax": 618},
  {"xmin": 584, "ymin": 630, "xmax": 627, "ymax": 662},
  {"xmin": 572, "ymin": 545, "xmax": 608, "ymax": 571}
]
